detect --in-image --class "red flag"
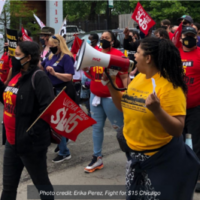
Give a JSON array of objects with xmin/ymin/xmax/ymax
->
[
  {"xmin": 40, "ymin": 90, "xmax": 96, "ymax": 141},
  {"xmin": 22, "ymin": 27, "xmax": 33, "ymax": 42},
  {"xmin": 172, "ymin": 22, "xmax": 183, "ymax": 48},
  {"xmin": 71, "ymin": 36, "xmax": 82, "ymax": 54},
  {"xmin": 131, "ymin": 2, "xmax": 156, "ymax": 36}
]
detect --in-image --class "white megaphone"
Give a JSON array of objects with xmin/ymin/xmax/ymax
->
[{"xmin": 75, "ymin": 40, "xmax": 134, "ymax": 73}]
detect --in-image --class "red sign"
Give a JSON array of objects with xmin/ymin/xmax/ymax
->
[
  {"xmin": 40, "ymin": 91, "xmax": 96, "ymax": 141},
  {"xmin": 131, "ymin": 2, "xmax": 156, "ymax": 36},
  {"xmin": 21, "ymin": 27, "xmax": 32, "ymax": 42},
  {"xmin": 172, "ymin": 22, "xmax": 183, "ymax": 48},
  {"xmin": 71, "ymin": 36, "xmax": 83, "ymax": 54}
]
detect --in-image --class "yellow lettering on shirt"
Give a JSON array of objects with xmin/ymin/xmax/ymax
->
[
  {"xmin": 4, "ymin": 111, "xmax": 12, "ymax": 117},
  {"xmin": 93, "ymin": 66, "xmax": 104, "ymax": 82},
  {"xmin": 3, "ymin": 91, "xmax": 13, "ymax": 105}
]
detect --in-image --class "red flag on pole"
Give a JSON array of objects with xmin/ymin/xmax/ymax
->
[
  {"xmin": 22, "ymin": 27, "xmax": 33, "ymax": 42},
  {"xmin": 131, "ymin": 2, "xmax": 156, "ymax": 36},
  {"xmin": 71, "ymin": 36, "xmax": 82, "ymax": 54},
  {"xmin": 40, "ymin": 90, "xmax": 96, "ymax": 141},
  {"xmin": 172, "ymin": 22, "xmax": 183, "ymax": 48}
]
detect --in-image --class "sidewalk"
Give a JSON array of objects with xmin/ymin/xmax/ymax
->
[{"xmin": 16, "ymin": 150, "xmax": 127, "ymax": 200}]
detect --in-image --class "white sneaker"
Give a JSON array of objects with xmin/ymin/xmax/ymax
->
[{"xmin": 84, "ymin": 156, "xmax": 103, "ymax": 173}]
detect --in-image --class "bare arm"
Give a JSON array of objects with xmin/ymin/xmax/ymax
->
[
  {"xmin": 105, "ymin": 74, "xmax": 123, "ymax": 112},
  {"xmin": 46, "ymin": 66, "xmax": 72, "ymax": 82},
  {"xmin": 120, "ymin": 73, "xmax": 130, "ymax": 87},
  {"xmin": 146, "ymin": 93, "xmax": 185, "ymax": 137},
  {"xmin": 54, "ymin": 73, "xmax": 73, "ymax": 82}
]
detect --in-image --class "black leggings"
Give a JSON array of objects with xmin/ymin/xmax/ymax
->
[{"xmin": 1, "ymin": 142, "xmax": 54, "ymax": 200}]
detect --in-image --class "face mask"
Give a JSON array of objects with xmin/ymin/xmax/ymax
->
[
  {"xmin": 100, "ymin": 39, "xmax": 111, "ymax": 49},
  {"xmin": 128, "ymin": 35, "xmax": 133, "ymax": 42},
  {"xmin": 87, "ymin": 39, "xmax": 91, "ymax": 45},
  {"xmin": 50, "ymin": 46, "xmax": 58, "ymax": 54},
  {"xmin": 161, "ymin": 26, "xmax": 168, "ymax": 30},
  {"xmin": 40, "ymin": 38, "xmax": 45, "ymax": 46},
  {"xmin": 12, "ymin": 56, "xmax": 28, "ymax": 70},
  {"xmin": 182, "ymin": 36, "xmax": 197, "ymax": 48}
]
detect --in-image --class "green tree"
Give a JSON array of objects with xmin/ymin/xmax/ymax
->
[
  {"xmin": 63, "ymin": 0, "xmax": 133, "ymax": 22},
  {"xmin": 0, "ymin": 1, "xmax": 40, "ymax": 41},
  {"xmin": 129, "ymin": 0, "xmax": 200, "ymax": 26}
]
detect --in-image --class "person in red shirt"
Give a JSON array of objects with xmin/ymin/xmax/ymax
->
[
  {"xmin": 0, "ymin": 41, "xmax": 54, "ymax": 200},
  {"xmin": 88, "ymin": 33, "xmax": 100, "ymax": 50},
  {"xmin": 0, "ymin": 44, "xmax": 12, "ymax": 85},
  {"xmin": 84, "ymin": 30, "xmax": 129, "ymax": 173},
  {"xmin": 179, "ymin": 26, "xmax": 200, "ymax": 192},
  {"xmin": 160, "ymin": 19, "xmax": 174, "ymax": 40}
]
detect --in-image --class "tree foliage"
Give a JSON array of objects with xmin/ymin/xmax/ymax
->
[
  {"xmin": 63, "ymin": 0, "xmax": 133, "ymax": 22},
  {"xmin": 64, "ymin": 0, "xmax": 200, "ymax": 25},
  {"xmin": 129, "ymin": 0, "xmax": 200, "ymax": 25},
  {"xmin": 0, "ymin": 1, "xmax": 40, "ymax": 40}
]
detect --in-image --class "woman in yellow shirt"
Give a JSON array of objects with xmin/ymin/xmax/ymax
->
[{"xmin": 103, "ymin": 37, "xmax": 200, "ymax": 200}]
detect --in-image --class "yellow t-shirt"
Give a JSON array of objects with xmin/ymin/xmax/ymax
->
[{"xmin": 122, "ymin": 73, "xmax": 186, "ymax": 154}]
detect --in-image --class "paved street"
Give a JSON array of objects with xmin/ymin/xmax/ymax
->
[{"xmin": 0, "ymin": 104, "xmax": 199, "ymax": 200}]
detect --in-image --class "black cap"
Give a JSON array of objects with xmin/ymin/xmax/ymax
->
[
  {"xmin": 182, "ymin": 26, "xmax": 197, "ymax": 35},
  {"xmin": 178, "ymin": 15, "xmax": 193, "ymax": 24}
]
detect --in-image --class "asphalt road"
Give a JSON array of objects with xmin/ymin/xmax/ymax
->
[{"xmin": 0, "ymin": 103, "xmax": 199, "ymax": 200}]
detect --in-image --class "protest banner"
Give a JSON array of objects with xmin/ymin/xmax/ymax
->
[
  {"xmin": 6, "ymin": 28, "xmax": 18, "ymax": 57},
  {"xmin": 27, "ymin": 88, "xmax": 96, "ymax": 141},
  {"xmin": 132, "ymin": 2, "xmax": 156, "ymax": 36}
]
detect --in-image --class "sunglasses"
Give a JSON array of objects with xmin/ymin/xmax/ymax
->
[
  {"xmin": 52, "ymin": 35, "xmax": 60, "ymax": 42},
  {"xmin": 182, "ymin": 21, "xmax": 191, "ymax": 25}
]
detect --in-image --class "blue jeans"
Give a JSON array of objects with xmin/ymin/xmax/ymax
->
[
  {"xmin": 90, "ymin": 92, "xmax": 124, "ymax": 157},
  {"xmin": 55, "ymin": 89, "xmax": 70, "ymax": 156}
]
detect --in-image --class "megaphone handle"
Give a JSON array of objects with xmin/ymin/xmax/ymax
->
[{"xmin": 104, "ymin": 69, "xmax": 127, "ymax": 91}]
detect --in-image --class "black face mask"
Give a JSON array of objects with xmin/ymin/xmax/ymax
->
[
  {"xmin": 12, "ymin": 56, "xmax": 27, "ymax": 71},
  {"xmin": 100, "ymin": 39, "xmax": 111, "ymax": 49},
  {"xmin": 182, "ymin": 36, "xmax": 197, "ymax": 48},
  {"xmin": 40, "ymin": 38, "xmax": 45, "ymax": 46},
  {"xmin": 128, "ymin": 35, "xmax": 133, "ymax": 42},
  {"xmin": 50, "ymin": 46, "xmax": 58, "ymax": 54},
  {"xmin": 161, "ymin": 26, "xmax": 168, "ymax": 30}
]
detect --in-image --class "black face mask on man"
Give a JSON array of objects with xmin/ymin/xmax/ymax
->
[
  {"xmin": 12, "ymin": 56, "xmax": 29, "ymax": 70},
  {"xmin": 182, "ymin": 36, "xmax": 197, "ymax": 48},
  {"xmin": 50, "ymin": 46, "xmax": 58, "ymax": 54},
  {"xmin": 100, "ymin": 39, "xmax": 111, "ymax": 49}
]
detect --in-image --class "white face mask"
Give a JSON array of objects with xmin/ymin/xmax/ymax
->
[{"xmin": 15, "ymin": 56, "xmax": 25, "ymax": 60}]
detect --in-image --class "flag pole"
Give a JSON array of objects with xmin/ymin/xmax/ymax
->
[
  {"xmin": 26, "ymin": 86, "xmax": 67, "ymax": 132},
  {"xmin": 58, "ymin": 16, "xmax": 67, "ymax": 35},
  {"xmin": 128, "ymin": 13, "xmax": 133, "ymax": 28}
]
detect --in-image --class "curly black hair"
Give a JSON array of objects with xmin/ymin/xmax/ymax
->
[
  {"xmin": 140, "ymin": 37, "xmax": 187, "ymax": 93},
  {"xmin": 15, "ymin": 41, "xmax": 40, "ymax": 87}
]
